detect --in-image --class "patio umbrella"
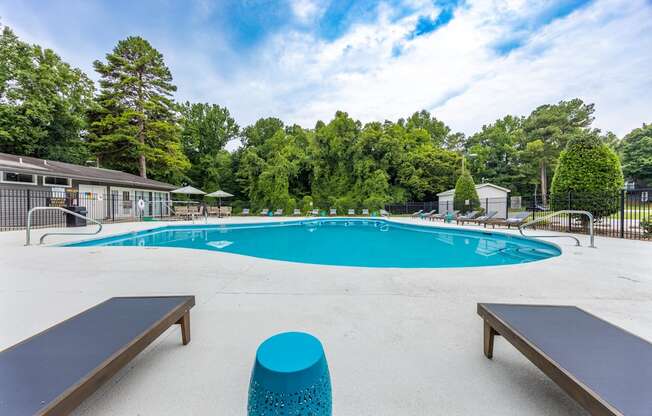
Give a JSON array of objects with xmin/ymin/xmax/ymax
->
[
  {"xmin": 206, "ymin": 190, "xmax": 234, "ymax": 216},
  {"xmin": 171, "ymin": 185, "xmax": 206, "ymax": 195},
  {"xmin": 170, "ymin": 185, "xmax": 206, "ymax": 214}
]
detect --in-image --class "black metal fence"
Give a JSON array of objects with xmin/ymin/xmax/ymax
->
[
  {"xmin": 2, "ymin": 187, "xmax": 651, "ymax": 240},
  {"xmin": 385, "ymin": 189, "xmax": 651, "ymax": 241},
  {"xmin": 0, "ymin": 188, "xmax": 176, "ymax": 231}
]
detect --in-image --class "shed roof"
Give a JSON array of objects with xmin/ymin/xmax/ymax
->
[
  {"xmin": 0, "ymin": 152, "xmax": 176, "ymax": 191},
  {"xmin": 437, "ymin": 183, "xmax": 511, "ymax": 197}
]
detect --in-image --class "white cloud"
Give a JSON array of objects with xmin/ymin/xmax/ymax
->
[
  {"xmin": 290, "ymin": 0, "xmax": 323, "ymax": 23},
  {"xmin": 169, "ymin": 0, "xmax": 652, "ymax": 139},
  {"xmin": 3, "ymin": 0, "xmax": 650, "ymax": 141}
]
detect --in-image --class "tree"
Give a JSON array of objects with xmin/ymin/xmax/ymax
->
[
  {"xmin": 522, "ymin": 99, "xmax": 595, "ymax": 204},
  {"xmin": 620, "ymin": 123, "xmax": 652, "ymax": 187},
  {"xmin": 550, "ymin": 131, "xmax": 624, "ymax": 220},
  {"xmin": 0, "ymin": 25, "xmax": 94, "ymax": 163},
  {"xmin": 403, "ymin": 110, "xmax": 450, "ymax": 146},
  {"xmin": 466, "ymin": 115, "xmax": 525, "ymax": 193},
  {"xmin": 89, "ymin": 36, "xmax": 188, "ymax": 182},
  {"xmin": 179, "ymin": 102, "xmax": 239, "ymax": 191},
  {"xmin": 453, "ymin": 170, "xmax": 480, "ymax": 213}
]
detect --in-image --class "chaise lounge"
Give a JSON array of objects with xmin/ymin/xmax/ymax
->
[
  {"xmin": 0, "ymin": 296, "xmax": 195, "ymax": 416},
  {"xmin": 484, "ymin": 211, "xmax": 531, "ymax": 228},
  {"xmin": 477, "ymin": 303, "xmax": 652, "ymax": 416},
  {"xmin": 460, "ymin": 210, "xmax": 498, "ymax": 226},
  {"xmin": 455, "ymin": 210, "xmax": 479, "ymax": 224}
]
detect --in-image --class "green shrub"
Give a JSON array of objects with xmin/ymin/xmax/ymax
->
[
  {"xmin": 550, "ymin": 132, "xmax": 624, "ymax": 220},
  {"xmin": 453, "ymin": 171, "xmax": 480, "ymax": 213},
  {"xmin": 641, "ymin": 217, "xmax": 652, "ymax": 237},
  {"xmin": 334, "ymin": 196, "xmax": 353, "ymax": 213},
  {"xmin": 301, "ymin": 195, "xmax": 314, "ymax": 213},
  {"xmin": 363, "ymin": 195, "xmax": 385, "ymax": 211}
]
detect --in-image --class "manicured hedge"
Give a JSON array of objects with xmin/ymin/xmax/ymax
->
[
  {"xmin": 453, "ymin": 171, "xmax": 480, "ymax": 213},
  {"xmin": 550, "ymin": 132, "xmax": 623, "ymax": 219}
]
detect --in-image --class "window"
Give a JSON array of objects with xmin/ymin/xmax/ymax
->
[
  {"xmin": 1, "ymin": 171, "xmax": 36, "ymax": 184},
  {"xmin": 123, "ymin": 191, "xmax": 130, "ymax": 201},
  {"xmin": 43, "ymin": 176, "xmax": 71, "ymax": 187}
]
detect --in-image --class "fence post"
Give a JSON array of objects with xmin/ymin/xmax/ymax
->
[
  {"xmin": 567, "ymin": 192, "xmax": 572, "ymax": 232},
  {"xmin": 620, "ymin": 189, "xmax": 625, "ymax": 238}
]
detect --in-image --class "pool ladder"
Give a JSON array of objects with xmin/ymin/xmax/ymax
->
[
  {"xmin": 25, "ymin": 206, "xmax": 103, "ymax": 245},
  {"xmin": 518, "ymin": 210, "xmax": 595, "ymax": 248}
]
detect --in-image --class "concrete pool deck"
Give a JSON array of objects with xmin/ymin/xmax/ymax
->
[{"xmin": 1, "ymin": 217, "xmax": 650, "ymax": 415}]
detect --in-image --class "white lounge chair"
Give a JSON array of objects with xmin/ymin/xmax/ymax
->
[
  {"xmin": 260, "ymin": 208, "xmax": 269, "ymax": 216},
  {"xmin": 329, "ymin": 208, "xmax": 337, "ymax": 216},
  {"xmin": 410, "ymin": 209, "xmax": 423, "ymax": 218},
  {"xmin": 293, "ymin": 208, "xmax": 301, "ymax": 216},
  {"xmin": 362, "ymin": 208, "xmax": 369, "ymax": 216},
  {"xmin": 241, "ymin": 208, "xmax": 250, "ymax": 216},
  {"xmin": 273, "ymin": 208, "xmax": 283, "ymax": 216},
  {"xmin": 347, "ymin": 209, "xmax": 355, "ymax": 216}
]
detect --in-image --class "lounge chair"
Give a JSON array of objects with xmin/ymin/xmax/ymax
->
[
  {"xmin": 478, "ymin": 303, "xmax": 652, "ymax": 416},
  {"xmin": 362, "ymin": 208, "xmax": 370, "ymax": 216},
  {"xmin": 0, "ymin": 296, "xmax": 195, "ymax": 416},
  {"xmin": 220, "ymin": 206, "xmax": 232, "ymax": 217},
  {"xmin": 430, "ymin": 210, "xmax": 459, "ymax": 221},
  {"xmin": 310, "ymin": 209, "xmax": 319, "ymax": 216},
  {"xmin": 460, "ymin": 210, "xmax": 497, "ymax": 226},
  {"xmin": 273, "ymin": 208, "xmax": 283, "ymax": 216},
  {"xmin": 380, "ymin": 209, "xmax": 390, "ymax": 217},
  {"xmin": 259, "ymin": 208, "xmax": 269, "ymax": 216},
  {"xmin": 242, "ymin": 208, "xmax": 250, "ymax": 216},
  {"xmin": 455, "ymin": 210, "xmax": 479, "ymax": 224},
  {"xmin": 207, "ymin": 206, "xmax": 220, "ymax": 216},
  {"xmin": 347, "ymin": 209, "xmax": 355, "ymax": 216},
  {"xmin": 293, "ymin": 208, "xmax": 301, "ymax": 216},
  {"xmin": 485, "ymin": 211, "xmax": 531, "ymax": 229},
  {"xmin": 410, "ymin": 209, "xmax": 423, "ymax": 218},
  {"xmin": 329, "ymin": 208, "xmax": 337, "ymax": 216},
  {"xmin": 420, "ymin": 209, "xmax": 436, "ymax": 220}
]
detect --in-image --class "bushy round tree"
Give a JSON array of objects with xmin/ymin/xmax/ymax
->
[
  {"xmin": 453, "ymin": 171, "xmax": 480, "ymax": 213},
  {"xmin": 550, "ymin": 132, "xmax": 623, "ymax": 219}
]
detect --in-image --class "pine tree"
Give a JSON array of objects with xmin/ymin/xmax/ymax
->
[{"xmin": 88, "ymin": 36, "xmax": 188, "ymax": 181}]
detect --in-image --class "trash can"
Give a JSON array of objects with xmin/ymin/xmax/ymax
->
[{"xmin": 64, "ymin": 206, "xmax": 87, "ymax": 227}]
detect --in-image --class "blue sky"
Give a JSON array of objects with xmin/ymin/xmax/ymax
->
[{"xmin": 1, "ymin": 0, "xmax": 651, "ymax": 144}]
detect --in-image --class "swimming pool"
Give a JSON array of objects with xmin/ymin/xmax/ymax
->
[{"xmin": 64, "ymin": 219, "xmax": 560, "ymax": 268}]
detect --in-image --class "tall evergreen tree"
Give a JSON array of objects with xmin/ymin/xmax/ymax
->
[{"xmin": 89, "ymin": 36, "xmax": 188, "ymax": 181}]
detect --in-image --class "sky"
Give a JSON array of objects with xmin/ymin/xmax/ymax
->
[{"xmin": 2, "ymin": 0, "xmax": 651, "ymax": 149}]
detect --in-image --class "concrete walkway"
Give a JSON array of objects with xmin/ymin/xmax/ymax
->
[{"xmin": 1, "ymin": 217, "xmax": 650, "ymax": 415}]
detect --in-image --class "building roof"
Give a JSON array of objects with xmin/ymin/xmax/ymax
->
[
  {"xmin": 437, "ymin": 183, "xmax": 511, "ymax": 197},
  {"xmin": 0, "ymin": 152, "xmax": 176, "ymax": 191}
]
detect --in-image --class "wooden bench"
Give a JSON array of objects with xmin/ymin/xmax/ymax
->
[
  {"xmin": 0, "ymin": 296, "xmax": 195, "ymax": 415},
  {"xmin": 478, "ymin": 303, "xmax": 652, "ymax": 416}
]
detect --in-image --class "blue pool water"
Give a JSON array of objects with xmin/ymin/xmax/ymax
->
[{"xmin": 65, "ymin": 219, "xmax": 560, "ymax": 268}]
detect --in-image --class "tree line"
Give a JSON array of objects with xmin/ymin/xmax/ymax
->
[{"xmin": 1, "ymin": 26, "xmax": 650, "ymax": 211}]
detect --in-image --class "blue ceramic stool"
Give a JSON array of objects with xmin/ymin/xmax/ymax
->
[{"xmin": 248, "ymin": 332, "xmax": 332, "ymax": 416}]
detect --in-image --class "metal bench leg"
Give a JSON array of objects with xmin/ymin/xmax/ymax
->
[
  {"xmin": 484, "ymin": 321, "xmax": 498, "ymax": 359},
  {"xmin": 177, "ymin": 311, "xmax": 191, "ymax": 345}
]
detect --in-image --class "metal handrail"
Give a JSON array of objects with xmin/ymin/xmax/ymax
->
[
  {"xmin": 26, "ymin": 206, "xmax": 103, "ymax": 245},
  {"xmin": 518, "ymin": 210, "xmax": 595, "ymax": 248}
]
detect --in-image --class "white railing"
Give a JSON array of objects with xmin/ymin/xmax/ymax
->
[
  {"xmin": 518, "ymin": 210, "xmax": 595, "ymax": 248},
  {"xmin": 26, "ymin": 207, "xmax": 103, "ymax": 246}
]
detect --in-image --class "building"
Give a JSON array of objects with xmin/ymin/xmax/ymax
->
[
  {"xmin": 0, "ymin": 152, "xmax": 176, "ymax": 225},
  {"xmin": 437, "ymin": 183, "xmax": 511, "ymax": 218}
]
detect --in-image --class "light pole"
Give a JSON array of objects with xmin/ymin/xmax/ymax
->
[{"xmin": 461, "ymin": 153, "xmax": 478, "ymax": 173}]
